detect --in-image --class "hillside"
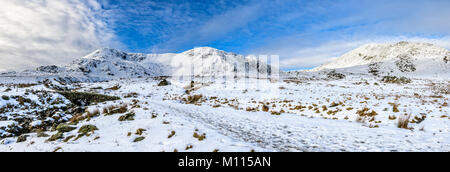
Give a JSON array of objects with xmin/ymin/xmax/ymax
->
[{"xmin": 313, "ymin": 42, "xmax": 450, "ymax": 78}]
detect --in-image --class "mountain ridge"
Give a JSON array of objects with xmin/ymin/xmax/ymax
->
[
  {"xmin": 314, "ymin": 41, "xmax": 449, "ymax": 71},
  {"xmin": 9, "ymin": 46, "xmax": 275, "ymax": 82}
]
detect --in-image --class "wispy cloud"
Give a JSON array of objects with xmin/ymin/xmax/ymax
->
[
  {"xmin": 150, "ymin": 1, "xmax": 265, "ymax": 53},
  {"xmin": 0, "ymin": 0, "xmax": 121, "ymax": 72}
]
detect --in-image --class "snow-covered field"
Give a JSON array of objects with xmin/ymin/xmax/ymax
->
[
  {"xmin": 1, "ymin": 74, "xmax": 448, "ymax": 152},
  {"xmin": 1, "ymin": 41, "xmax": 449, "ymax": 152}
]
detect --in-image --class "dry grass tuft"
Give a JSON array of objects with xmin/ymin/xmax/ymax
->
[
  {"xmin": 262, "ymin": 105, "xmax": 269, "ymax": 112},
  {"xmin": 103, "ymin": 104, "xmax": 128, "ymax": 115},
  {"xmin": 168, "ymin": 131, "xmax": 176, "ymax": 138},
  {"xmin": 397, "ymin": 114, "xmax": 411, "ymax": 129},
  {"xmin": 193, "ymin": 132, "xmax": 206, "ymax": 141},
  {"xmin": 356, "ymin": 107, "xmax": 378, "ymax": 117},
  {"xmin": 135, "ymin": 128, "xmax": 146, "ymax": 135},
  {"xmin": 388, "ymin": 115, "xmax": 397, "ymax": 120}
]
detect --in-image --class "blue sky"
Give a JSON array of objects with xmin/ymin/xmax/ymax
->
[{"xmin": 1, "ymin": 0, "xmax": 450, "ymax": 71}]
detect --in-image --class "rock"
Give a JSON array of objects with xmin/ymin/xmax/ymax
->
[
  {"xmin": 78, "ymin": 125, "xmax": 98, "ymax": 135},
  {"xmin": 37, "ymin": 131, "xmax": 49, "ymax": 137},
  {"xmin": 17, "ymin": 135, "xmax": 28, "ymax": 143},
  {"xmin": 381, "ymin": 76, "xmax": 411, "ymax": 84},
  {"xmin": 56, "ymin": 124, "xmax": 77, "ymax": 133},
  {"xmin": 157, "ymin": 79, "xmax": 170, "ymax": 86},
  {"xmin": 395, "ymin": 54, "xmax": 416, "ymax": 72},
  {"xmin": 1, "ymin": 95, "xmax": 9, "ymax": 101},
  {"xmin": 118, "ymin": 112, "xmax": 135, "ymax": 121},
  {"xmin": 326, "ymin": 70, "xmax": 346, "ymax": 80},
  {"xmin": 57, "ymin": 91, "xmax": 120, "ymax": 106},
  {"xmin": 48, "ymin": 132, "xmax": 63, "ymax": 141}
]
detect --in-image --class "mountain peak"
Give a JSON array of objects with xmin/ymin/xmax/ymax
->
[
  {"xmin": 182, "ymin": 47, "xmax": 232, "ymax": 57},
  {"xmin": 82, "ymin": 48, "xmax": 127, "ymax": 60}
]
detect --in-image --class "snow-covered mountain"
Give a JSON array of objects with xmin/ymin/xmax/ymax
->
[
  {"xmin": 169, "ymin": 47, "xmax": 274, "ymax": 77},
  {"xmin": 11, "ymin": 47, "xmax": 276, "ymax": 82},
  {"xmin": 313, "ymin": 41, "xmax": 450, "ymax": 78},
  {"xmin": 21, "ymin": 48, "xmax": 171, "ymax": 82}
]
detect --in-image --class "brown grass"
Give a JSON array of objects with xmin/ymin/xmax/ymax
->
[
  {"xmin": 193, "ymin": 132, "xmax": 206, "ymax": 141},
  {"xmin": 107, "ymin": 85, "xmax": 121, "ymax": 90},
  {"xmin": 262, "ymin": 105, "xmax": 269, "ymax": 112},
  {"xmin": 388, "ymin": 115, "xmax": 397, "ymax": 120},
  {"xmin": 356, "ymin": 107, "xmax": 378, "ymax": 117},
  {"xmin": 397, "ymin": 114, "xmax": 411, "ymax": 129},
  {"xmin": 135, "ymin": 128, "xmax": 146, "ymax": 135},
  {"xmin": 103, "ymin": 104, "xmax": 128, "ymax": 115},
  {"xmin": 168, "ymin": 131, "xmax": 176, "ymax": 138},
  {"xmin": 185, "ymin": 144, "xmax": 193, "ymax": 150}
]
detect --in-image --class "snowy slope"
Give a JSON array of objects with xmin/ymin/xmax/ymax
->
[{"xmin": 313, "ymin": 42, "xmax": 450, "ymax": 78}]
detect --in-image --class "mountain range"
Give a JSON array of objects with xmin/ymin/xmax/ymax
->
[{"xmin": 2, "ymin": 41, "xmax": 449, "ymax": 81}]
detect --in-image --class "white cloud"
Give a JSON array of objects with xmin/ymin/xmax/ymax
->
[{"xmin": 0, "ymin": 0, "xmax": 120, "ymax": 72}]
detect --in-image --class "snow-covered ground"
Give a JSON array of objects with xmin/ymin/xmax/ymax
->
[
  {"xmin": 1, "ymin": 75, "xmax": 448, "ymax": 152},
  {"xmin": 0, "ymin": 41, "xmax": 449, "ymax": 152}
]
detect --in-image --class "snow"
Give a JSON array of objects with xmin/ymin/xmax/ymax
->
[
  {"xmin": 1, "ymin": 76, "xmax": 448, "ymax": 152},
  {"xmin": 0, "ymin": 42, "xmax": 449, "ymax": 152},
  {"xmin": 31, "ymin": 121, "xmax": 42, "ymax": 127}
]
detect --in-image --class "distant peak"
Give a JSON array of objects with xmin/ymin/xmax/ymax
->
[
  {"xmin": 192, "ymin": 47, "xmax": 221, "ymax": 51},
  {"xmin": 83, "ymin": 48, "xmax": 127, "ymax": 60},
  {"xmin": 95, "ymin": 47, "xmax": 125, "ymax": 54}
]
